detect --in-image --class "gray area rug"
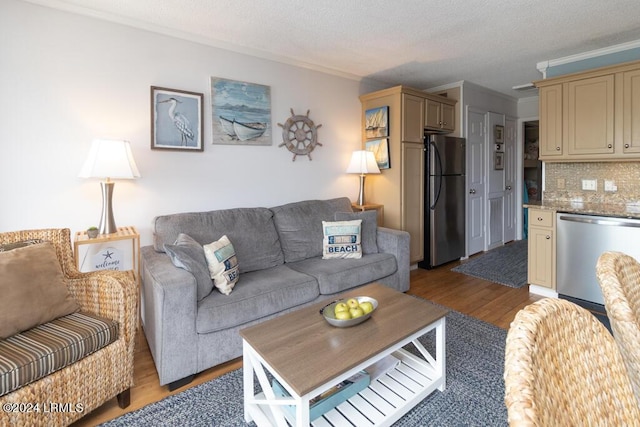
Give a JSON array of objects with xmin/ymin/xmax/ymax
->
[
  {"xmin": 452, "ymin": 240, "xmax": 528, "ymax": 288},
  {"xmin": 102, "ymin": 307, "xmax": 507, "ymax": 426}
]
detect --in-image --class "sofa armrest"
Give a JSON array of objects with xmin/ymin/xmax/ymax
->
[
  {"xmin": 376, "ymin": 227, "xmax": 410, "ymax": 292},
  {"xmin": 140, "ymin": 246, "xmax": 199, "ymax": 386},
  {"xmin": 66, "ymin": 270, "xmax": 138, "ymax": 350}
]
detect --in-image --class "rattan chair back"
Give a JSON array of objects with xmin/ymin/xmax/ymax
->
[
  {"xmin": 596, "ymin": 251, "xmax": 640, "ymax": 405},
  {"xmin": 504, "ymin": 298, "xmax": 640, "ymax": 426}
]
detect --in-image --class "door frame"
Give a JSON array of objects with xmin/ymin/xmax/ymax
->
[{"xmin": 517, "ymin": 115, "xmax": 540, "ymax": 240}]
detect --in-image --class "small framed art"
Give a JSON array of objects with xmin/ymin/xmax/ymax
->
[
  {"xmin": 151, "ymin": 86, "xmax": 204, "ymax": 151},
  {"xmin": 365, "ymin": 106, "xmax": 389, "ymax": 139},
  {"xmin": 494, "ymin": 125, "xmax": 504, "ymax": 144},
  {"xmin": 365, "ymin": 138, "xmax": 390, "ymax": 169},
  {"xmin": 494, "ymin": 152, "xmax": 504, "ymax": 170}
]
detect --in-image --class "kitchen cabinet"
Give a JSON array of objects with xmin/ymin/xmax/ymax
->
[
  {"xmin": 360, "ymin": 85, "xmax": 456, "ymax": 263},
  {"xmin": 425, "ymin": 98, "xmax": 455, "ymax": 132},
  {"xmin": 527, "ymin": 208, "xmax": 556, "ymax": 290},
  {"xmin": 566, "ymin": 74, "xmax": 614, "ymax": 156},
  {"xmin": 623, "ymin": 68, "xmax": 640, "ymax": 153},
  {"xmin": 402, "ymin": 93, "xmax": 425, "ymax": 143},
  {"xmin": 401, "ymin": 142, "xmax": 425, "ymax": 263},
  {"xmin": 538, "ymin": 85, "xmax": 563, "ymax": 158},
  {"xmin": 535, "ymin": 59, "xmax": 640, "ymax": 162}
]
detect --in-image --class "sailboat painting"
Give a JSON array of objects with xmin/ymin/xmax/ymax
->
[
  {"xmin": 366, "ymin": 138, "xmax": 390, "ymax": 169},
  {"xmin": 365, "ymin": 106, "xmax": 388, "ymax": 139},
  {"xmin": 211, "ymin": 77, "xmax": 272, "ymax": 145}
]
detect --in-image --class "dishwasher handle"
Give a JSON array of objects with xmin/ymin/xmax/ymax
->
[{"xmin": 558, "ymin": 215, "xmax": 640, "ymax": 228}]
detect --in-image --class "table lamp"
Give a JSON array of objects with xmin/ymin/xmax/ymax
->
[
  {"xmin": 79, "ymin": 139, "xmax": 141, "ymax": 234},
  {"xmin": 346, "ymin": 150, "xmax": 380, "ymax": 206}
]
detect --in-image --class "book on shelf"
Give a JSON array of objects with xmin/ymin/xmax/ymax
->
[{"xmin": 271, "ymin": 371, "xmax": 370, "ymax": 422}]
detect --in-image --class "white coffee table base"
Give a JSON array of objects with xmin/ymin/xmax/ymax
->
[{"xmin": 243, "ymin": 317, "xmax": 446, "ymax": 427}]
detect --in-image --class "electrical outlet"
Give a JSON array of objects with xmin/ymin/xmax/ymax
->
[
  {"xmin": 581, "ymin": 179, "xmax": 597, "ymax": 191},
  {"xmin": 605, "ymin": 180, "xmax": 618, "ymax": 192}
]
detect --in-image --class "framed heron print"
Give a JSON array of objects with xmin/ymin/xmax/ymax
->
[{"xmin": 151, "ymin": 86, "xmax": 204, "ymax": 151}]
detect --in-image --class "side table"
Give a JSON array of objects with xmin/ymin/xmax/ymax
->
[
  {"xmin": 73, "ymin": 226, "xmax": 140, "ymax": 284},
  {"xmin": 351, "ymin": 203, "xmax": 384, "ymax": 226}
]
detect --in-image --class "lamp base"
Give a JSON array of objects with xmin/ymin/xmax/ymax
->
[
  {"xmin": 99, "ymin": 181, "xmax": 118, "ymax": 234},
  {"xmin": 357, "ymin": 174, "xmax": 366, "ymax": 206}
]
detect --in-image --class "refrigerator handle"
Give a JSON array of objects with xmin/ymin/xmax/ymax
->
[{"xmin": 429, "ymin": 140, "xmax": 443, "ymax": 210}]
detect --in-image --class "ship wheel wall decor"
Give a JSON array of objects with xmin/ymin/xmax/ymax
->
[{"xmin": 277, "ymin": 109, "xmax": 322, "ymax": 161}]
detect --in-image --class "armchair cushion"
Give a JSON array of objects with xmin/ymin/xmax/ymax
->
[
  {"xmin": 0, "ymin": 242, "xmax": 79, "ymax": 339},
  {"xmin": 0, "ymin": 311, "xmax": 119, "ymax": 397}
]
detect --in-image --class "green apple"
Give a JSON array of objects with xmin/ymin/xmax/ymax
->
[
  {"xmin": 334, "ymin": 302, "xmax": 349, "ymax": 315},
  {"xmin": 346, "ymin": 298, "xmax": 360, "ymax": 309},
  {"xmin": 335, "ymin": 311, "xmax": 351, "ymax": 320},
  {"xmin": 359, "ymin": 301, "xmax": 374, "ymax": 314},
  {"xmin": 349, "ymin": 307, "xmax": 365, "ymax": 318}
]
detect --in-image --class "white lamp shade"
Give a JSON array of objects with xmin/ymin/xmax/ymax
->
[
  {"xmin": 345, "ymin": 150, "xmax": 380, "ymax": 174},
  {"xmin": 79, "ymin": 139, "xmax": 141, "ymax": 179}
]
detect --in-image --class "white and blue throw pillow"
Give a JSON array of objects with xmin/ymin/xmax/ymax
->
[
  {"xmin": 203, "ymin": 235, "xmax": 240, "ymax": 295},
  {"xmin": 322, "ymin": 219, "xmax": 362, "ymax": 259}
]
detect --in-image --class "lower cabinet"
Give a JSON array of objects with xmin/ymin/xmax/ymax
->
[{"xmin": 527, "ymin": 208, "xmax": 556, "ymax": 289}]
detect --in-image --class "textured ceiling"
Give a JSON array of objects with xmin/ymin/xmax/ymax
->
[{"xmin": 27, "ymin": 0, "xmax": 640, "ymax": 98}]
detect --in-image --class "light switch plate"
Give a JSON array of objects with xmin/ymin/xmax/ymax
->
[{"xmin": 581, "ymin": 179, "xmax": 597, "ymax": 191}]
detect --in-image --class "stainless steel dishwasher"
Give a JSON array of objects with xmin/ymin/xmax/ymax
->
[{"xmin": 557, "ymin": 213, "xmax": 640, "ymax": 305}]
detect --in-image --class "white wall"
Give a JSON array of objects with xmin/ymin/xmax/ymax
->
[{"xmin": 0, "ymin": 0, "xmax": 383, "ymax": 245}]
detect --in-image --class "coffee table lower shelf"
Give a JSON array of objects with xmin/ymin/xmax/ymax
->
[{"xmin": 243, "ymin": 317, "xmax": 445, "ymax": 427}]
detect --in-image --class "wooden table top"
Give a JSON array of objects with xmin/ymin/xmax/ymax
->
[{"xmin": 240, "ymin": 283, "xmax": 448, "ymax": 396}]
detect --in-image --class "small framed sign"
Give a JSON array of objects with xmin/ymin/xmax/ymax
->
[
  {"xmin": 494, "ymin": 152, "xmax": 505, "ymax": 170},
  {"xmin": 495, "ymin": 125, "xmax": 504, "ymax": 144}
]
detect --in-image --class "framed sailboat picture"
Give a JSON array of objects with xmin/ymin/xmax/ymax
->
[
  {"xmin": 365, "ymin": 138, "xmax": 390, "ymax": 169},
  {"xmin": 211, "ymin": 77, "xmax": 272, "ymax": 146},
  {"xmin": 365, "ymin": 106, "xmax": 388, "ymax": 139}
]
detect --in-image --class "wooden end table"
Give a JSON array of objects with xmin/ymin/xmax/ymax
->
[{"xmin": 240, "ymin": 283, "xmax": 448, "ymax": 426}]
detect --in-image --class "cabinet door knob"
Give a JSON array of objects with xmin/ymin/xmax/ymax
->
[
  {"xmin": 625, "ymin": 144, "xmax": 630, "ymax": 149},
  {"xmin": 537, "ymin": 217, "xmax": 543, "ymax": 221},
  {"xmin": 546, "ymin": 235, "xmax": 551, "ymax": 239},
  {"xmin": 556, "ymin": 146, "xmax": 561, "ymax": 151},
  {"xmin": 608, "ymin": 144, "xmax": 612, "ymax": 149},
  {"xmin": 469, "ymin": 189, "xmax": 476, "ymax": 194},
  {"xmin": 506, "ymin": 185, "xmax": 512, "ymax": 190}
]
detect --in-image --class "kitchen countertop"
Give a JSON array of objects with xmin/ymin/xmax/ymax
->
[{"xmin": 524, "ymin": 200, "xmax": 640, "ymax": 219}]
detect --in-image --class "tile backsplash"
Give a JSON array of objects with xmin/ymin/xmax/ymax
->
[{"xmin": 544, "ymin": 162, "xmax": 640, "ymax": 204}]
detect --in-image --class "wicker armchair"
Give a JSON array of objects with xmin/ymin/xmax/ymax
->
[
  {"xmin": 504, "ymin": 298, "xmax": 640, "ymax": 426},
  {"xmin": 596, "ymin": 251, "xmax": 640, "ymax": 405},
  {"xmin": 0, "ymin": 229, "xmax": 137, "ymax": 426}
]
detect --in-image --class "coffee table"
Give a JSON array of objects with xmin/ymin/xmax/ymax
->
[{"xmin": 240, "ymin": 283, "xmax": 448, "ymax": 427}]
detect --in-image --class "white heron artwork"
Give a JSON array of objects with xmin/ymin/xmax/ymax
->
[
  {"xmin": 159, "ymin": 97, "xmax": 194, "ymax": 145},
  {"xmin": 151, "ymin": 87, "xmax": 203, "ymax": 151}
]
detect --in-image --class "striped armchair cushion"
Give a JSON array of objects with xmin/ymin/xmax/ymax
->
[{"xmin": 0, "ymin": 312, "xmax": 119, "ymax": 397}]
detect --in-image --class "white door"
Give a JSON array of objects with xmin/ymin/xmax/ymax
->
[
  {"xmin": 466, "ymin": 108, "xmax": 486, "ymax": 256},
  {"xmin": 503, "ymin": 117, "xmax": 517, "ymax": 242}
]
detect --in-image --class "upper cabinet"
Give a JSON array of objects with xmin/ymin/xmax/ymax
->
[
  {"xmin": 535, "ymin": 59, "xmax": 640, "ymax": 162},
  {"xmin": 425, "ymin": 98, "xmax": 455, "ymax": 132},
  {"xmin": 401, "ymin": 93, "xmax": 426, "ymax": 143}
]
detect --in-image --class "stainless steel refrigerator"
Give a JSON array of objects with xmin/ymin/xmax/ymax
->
[{"xmin": 419, "ymin": 134, "xmax": 466, "ymax": 269}]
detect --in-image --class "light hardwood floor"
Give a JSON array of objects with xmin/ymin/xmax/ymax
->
[{"xmin": 73, "ymin": 258, "xmax": 542, "ymax": 426}]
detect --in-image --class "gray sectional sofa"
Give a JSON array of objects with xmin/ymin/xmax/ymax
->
[{"xmin": 140, "ymin": 197, "xmax": 410, "ymax": 389}]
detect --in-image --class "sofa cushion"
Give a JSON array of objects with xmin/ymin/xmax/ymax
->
[
  {"xmin": 270, "ymin": 197, "xmax": 353, "ymax": 263},
  {"xmin": 196, "ymin": 265, "xmax": 319, "ymax": 333},
  {"xmin": 0, "ymin": 311, "xmax": 118, "ymax": 397},
  {"xmin": 322, "ymin": 220, "xmax": 362, "ymax": 259},
  {"xmin": 287, "ymin": 253, "xmax": 397, "ymax": 295},
  {"xmin": 203, "ymin": 235, "xmax": 240, "ymax": 295},
  {"xmin": 152, "ymin": 207, "xmax": 284, "ymax": 273},
  {"xmin": 0, "ymin": 242, "xmax": 80, "ymax": 339},
  {"xmin": 335, "ymin": 210, "xmax": 379, "ymax": 254},
  {"xmin": 164, "ymin": 233, "xmax": 213, "ymax": 301}
]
